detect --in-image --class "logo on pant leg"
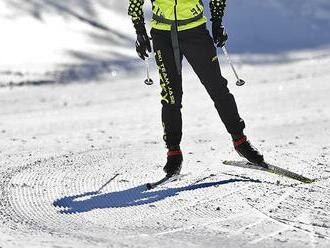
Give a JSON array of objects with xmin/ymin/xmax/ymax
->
[
  {"xmin": 212, "ymin": 56, "xmax": 218, "ymax": 62},
  {"xmin": 156, "ymin": 50, "xmax": 175, "ymax": 105}
]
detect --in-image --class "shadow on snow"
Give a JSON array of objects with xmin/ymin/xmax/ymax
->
[{"xmin": 53, "ymin": 178, "xmax": 260, "ymax": 214}]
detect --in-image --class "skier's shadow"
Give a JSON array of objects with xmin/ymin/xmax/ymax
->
[{"xmin": 53, "ymin": 177, "xmax": 260, "ymax": 214}]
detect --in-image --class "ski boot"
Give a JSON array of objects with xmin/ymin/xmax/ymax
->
[
  {"xmin": 233, "ymin": 135, "xmax": 264, "ymax": 165},
  {"xmin": 163, "ymin": 145, "xmax": 183, "ymax": 177}
]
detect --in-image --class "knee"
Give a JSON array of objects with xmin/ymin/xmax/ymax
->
[
  {"xmin": 210, "ymin": 84, "xmax": 230, "ymax": 102},
  {"xmin": 203, "ymin": 76, "xmax": 230, "ymax": 101},
  {"xmin": 216, "ymin": 77, "xmax": 229, "ymax": 95},
  {"xmin": 219, "ymin": 76, "xmax": 228, "ymax": 87}
]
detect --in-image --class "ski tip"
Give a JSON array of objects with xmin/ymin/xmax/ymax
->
[{"xmin": 304, "ymin": 178, "xmax": 316, "ymax": 184}]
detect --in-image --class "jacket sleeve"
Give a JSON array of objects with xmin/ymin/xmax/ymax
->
[
  {"xmin": 128, "ymin": 0, "xmax": 145, "ymax": 25},
  {"xmin": 209, "ymin": 0, "xmax": 227, "ymax": 22}
]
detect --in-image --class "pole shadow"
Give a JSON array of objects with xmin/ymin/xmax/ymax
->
[{"xmin": 53, "ymin": 178, "xmax": 260, "ymax": 214}]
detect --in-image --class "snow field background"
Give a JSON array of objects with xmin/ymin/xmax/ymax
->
[
  {"xmin": 0, "ymin": 0, "xmax": 330, "ymax": 247},
  {"xmin": 1, "ymin": 57, "xmax": 330, "ymax": 247}
]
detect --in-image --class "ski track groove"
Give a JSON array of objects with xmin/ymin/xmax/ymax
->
[
  {"xmin": 240, "ymin": 185, "xmax": 330, "ymax": 242},
  {"xmin": 1, "ymin": 148, "xmax": 330, "ymax": 247},
  {"xmin": 143, "ymin": 210, "xmax": 256, "ymax": 238},
  {"xmin": 228, "ymin": 217, "xmax": 271, "ymax": 238},
  {"xmin": 306, "ymin": 211, "xmax": 316, "ymax": 248},
  {"xmin": 3, "ymin": 161, "xmax": 110, "ymax": 244},
  {"xmin": 149, "ymin": 184, "xmax": 300, "ymax": 241},
  {"xmin": 102, "ymin": 172, "xmax": 251, "ymax": 226},
  {"xmin": 11, "ymin": 169, "xmax": 64, "ymax": 234},
  {"xmin": 143, "ymin": 184, "xmax": 267, "ymax": 238},
  {"xmin": 150, "ymin": 181, "xmax": 253, "ymax": 224},
  {"xmin": 227, "ymin": 185, "xmax": 295, "ymax": 242},
  {"xmin": 248, "ymin": 207, "xmax": 315, "ymax": 244},
  {"xmin": 249, "ymin": 226, "xmax": 293, "ymax": 244},
  {"xmin": 2, "ymin": 152, "xmax": 255, "ymax": 240}
]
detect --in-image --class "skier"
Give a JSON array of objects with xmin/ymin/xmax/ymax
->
[{"xmin": 128, "ymin": 0, "xmax": 264, "ymax": 177}]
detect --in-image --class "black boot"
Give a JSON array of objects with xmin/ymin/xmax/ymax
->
[
  {"xmin": 233, "ymin": 135, "xmax": 264, "ymax": 165},
  {"xmin": 163, "ymin": 145, "xmax": 183, "ymax": 177}
]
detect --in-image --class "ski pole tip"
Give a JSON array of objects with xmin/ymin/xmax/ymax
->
[
  {"xmin": 144, "ymin": 78, "xmax": 154, "ymax": 85},
  {"xmin": 146, "ymin": 183, "xmax": 153, "ymax": 190},
  {"xmin": 236, "ymin": 79, "xmax": 246, "ymax": 86}
]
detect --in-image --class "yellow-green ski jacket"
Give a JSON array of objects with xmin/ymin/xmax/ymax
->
[{"xmin": 128, "ymin": 0, "xmax": 226, "ymax": 31}]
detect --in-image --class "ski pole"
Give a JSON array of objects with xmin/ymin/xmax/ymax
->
[
  {"xmin": 95, "ymin": 173, "xmax": 120, "ymax": 194},
  {"xmin": 144, "ymin": 56, "xmax": 154, "ymax": 85},
  {"xmin": 144, "ymin": 39, "xmax": 154, "ymax": 86},
  {"xmin": 221, "ymin": 46, "xmax": 246, "ymax": 86}
]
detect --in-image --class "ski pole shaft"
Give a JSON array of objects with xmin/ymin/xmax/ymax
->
[
  {"xmin": 144, "ymin": 57, "xmax": 154, "ymax": 85},
  {"xmin": 222, "ymin": 46, "xmax": 239, "ymax": 80},
  {"xmin": 146, "ymin": 58, "xmax": 151, "ymax": 79},
  {"xmin": 144, "ymin": 39, "xmax": 154, "ymax": 85},
  {"xmin": 221, "ymin": 46, "xmax": 246, "ymax": 86},
  {"xmin": 95, "ymin": 173, "xmax": 120, "ymax": 194}
]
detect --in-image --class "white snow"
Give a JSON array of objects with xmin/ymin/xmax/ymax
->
[{"xmin": 0, "ymin": 0, "xmax": 330, "ymax": 247}]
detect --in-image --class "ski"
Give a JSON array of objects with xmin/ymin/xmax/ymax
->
[
  {"xmin": 146, "ymin": 173, "xmax": 188, "ymax": 190},
  {"xmin": 223, "ymin": 160, "xmax": 315, "ymax": 184}
]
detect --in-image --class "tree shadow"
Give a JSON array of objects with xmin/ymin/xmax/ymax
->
[
  {"xmin": 1, "ymin": 1, "xmax": 137, "ymax": 85},
  {"xmin": 53, "ymin": 178, "xmax": 260, "ymax": 214},
  {"xmin": 4, "ymin": 0, "xmax": 132, "ymax": 43},
  {"xmin": 4, "ymin": 1, "xmax": 330, "ymax": 56},
  {"xmin": 52, "ymin": 50, "xmax": 138, "ymax": 83},
  {"xmin": 3, "ymin": 0, "xmax": 330, "ymax": 86}
]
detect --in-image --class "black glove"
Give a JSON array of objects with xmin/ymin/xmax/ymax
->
[
  {"xmin": 212, "ymin": 20, "xmax": 228, "ymax": 47},
  {"xmin": 134, "ymin": 23, "xmax": 151, "ymax": 60}
]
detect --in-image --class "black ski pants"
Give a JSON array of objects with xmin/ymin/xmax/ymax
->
[{"xmin": 150, "ymin": 24, "xmax": 245, "ymax": 148}]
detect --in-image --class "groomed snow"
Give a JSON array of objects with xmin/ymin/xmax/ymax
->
[
  {"xmin": 0, "ymin": 50, "xmax": 329, "ymax": 247},
  {"xmin": 0, "ymin": 0, "xmax": 330, "ymax": 247}
]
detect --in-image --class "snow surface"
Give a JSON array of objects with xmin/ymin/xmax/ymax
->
[{"xmin": 0, "ymin": 1, "xmax": 330, "ymax": 248}]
